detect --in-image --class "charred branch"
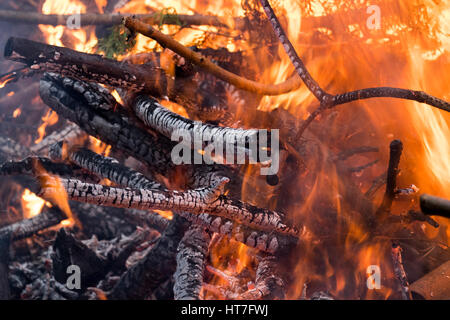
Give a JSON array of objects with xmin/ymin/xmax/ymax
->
[
  {"xmin": 420, "ymin": 194, "xmax": 450, "ymax": 219},
  {"xmin": 257, "ymin": 0, "xmax": 449, "ymax": 140},
  {"xmin": 5, "ymin": 37, "xmax": 167, "ymax": 97},
  {"xmin": 391, "ymin": 241, "xmax": 412, "ymax": 300},
  {"xmin": 258, "ymin": 0, "xmax": 329, "ymax": 102},
  {"xmin": 173, "ymin": 225, "xmax": 210, "ymax": 300},
  {"xmin": 0, "ymin": 207, "xmax": 66, "ymax": 242},
  {"xmin": 40, "ymin": 177, "xmax": 298, "ymax": 236},
  {"xmin": 50, "ymin": 143, "xmax": 164, "ymax": 191},
  {"xmin": 132, "ymin": 95, "xmax": 263, "ymax": 162},
  {"xmin": 377, "ymin": 140, "xmax": 403, "ymax": 217}
]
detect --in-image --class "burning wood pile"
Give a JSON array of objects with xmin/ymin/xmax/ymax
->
[{"xmin": 0, "ymin": 0, "xmax": 449, "ymax": 300}]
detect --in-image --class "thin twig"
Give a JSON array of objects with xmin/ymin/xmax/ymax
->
[{"xmin": 123, "ymin": 17, "xmax": 302, "ymax": 95}]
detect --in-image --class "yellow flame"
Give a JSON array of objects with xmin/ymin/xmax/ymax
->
[
  {"xmin": 21, "ymin": 189, "xmax": 50, "ymax": 219},
  {"xmin": 35, "ymin": 109, "xmax": 59, "ymax": 144}
]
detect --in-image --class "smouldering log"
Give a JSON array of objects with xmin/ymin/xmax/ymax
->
[
  {"xmin": 238, "ymin": 255, "xmax": 285, "ymax": 300},
  {"xmin": 50, "ymin": 143, "xmax": 164, "ymax": 191},
  {"xmin": 173, "ymin": 226, "xmax": 210, "ymax": 300},
  {"xmin": 420, "ymin": 194, "xmax": 450, "ymax": 219},
  {"xmin": 123, "ymin": 17, "xmax": 302, "ymax": 96},
  {"xmin": 410, "ymin": 260, "xmax": 450, "ymax": 300},
  {"xmin": 121, "ymin": 210, "xmax": 170, "ymax": 233},
  {"xmin": 40, "ymin": 177, "xmax": 298, "ymax": 235},
  {"xmin": 109, "ymin": 215, "xmax": 189, "ymax": 299},
  {"xmin": 39, "ymin": 73, "xmax": 174, "ymax": 173},
  {"xmin": 39, "ymin": 73, "xmax": 237, "ymax": 188},
  {"xmin": 391, "ymin": 242, "xmax": 412, "ymax": 300},
  {"xmin": 0, "ymin": 207, "xmax": 66, "ymax": 242},
  {"xmin": 377, "ymin": 140, "xmax": 403, "ymax": 216},
  {"xmin": 70, "ymin": 201, "xmax": 136, "ymax": 240},
  {"xmin": 133, "ymin": 95, "xmax": 262, "ymax": 162}
]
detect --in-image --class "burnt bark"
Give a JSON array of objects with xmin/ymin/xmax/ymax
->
[
  {"xmin": 108, "ymin": 215, "xmax": 189, "ymax": 299},
  {"xmin": 173, "ymin": 226, "xmax": 210, "ymax": 300}
]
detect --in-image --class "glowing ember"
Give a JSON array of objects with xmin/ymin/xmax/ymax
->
[{"xmin": 12, "ymin": 107, "xmax": 21, "ymax": 118}]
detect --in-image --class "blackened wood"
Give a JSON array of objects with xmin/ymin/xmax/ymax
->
[
  {"xmin": 5, "ymin": 37, "xmax": 166, "ymax": 97},
  {"xmin": 109, "ymin": 215, "xmax": 189, "ymax": 299},
  {"xmin": 39, "ymin": 73, "xmax": 174, "ymax": 174},
  {"xmin": 173, "ymin": 226, "xmax": 210, "ymax": 300},
  {"xmin": 51, "ymin": 228, "xmax": 109, "ymax": 290},
  {"xmin": 0, "ymin": 207, "xmax": 66, "ymax": 242},
  {"xmin": 377, "ymin": 140, "xmax": 403, "ymax": 217},
  {"xmin": 391, "ymin": 242, "xmax": 412, "ymax": 300},
  {"xmin": 420, "ymin": 194, "xmax": 450, "ymax": 219},
  {"xmin": 41, "ymin": 178, "xmax": 298, "ymax": 236},
  {"xmin": 50, "ymin": 144, "xmax": 164, "ymax": 191}
]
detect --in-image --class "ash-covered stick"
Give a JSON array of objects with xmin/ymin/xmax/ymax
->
[
  {"xmin": 31, "ymin": 123, "xmax": 86, "ymax": 156},
  {"xmin": 0, "ymin": 207, "xmax": 66, "ymax": 242},
  {"xmin": 178, "ymin": 211, "xmax": 298, "ymax": 254},
  {"xmin": 132, "ymin": 95, "xmax": 263, "ymax": 162},
  {"xmin": 391, "ymin": 241, "xmax": 412, "ymax": 300},
  {"xmin": 50, "ymin": 143, "xmax": 164, "ymax": 191},
  {"xmin": 109, "ymin": 215, "xmax": 189, "ymax": 299},
  {"xmin": 420, "ymin": 194, "xmax": 450, "ymax": 219},
  {"xmin": 39, "ymin": 73, "xmax": 236, "ymax": 185},
  {"xmin": 41, "ymin": 177, "xmax": 298, "ymax": 236},
  {"xmin": 238, "ymin": 255, "xmax": 285, "ymax": 300},
  {"xmin": 51, "ymin": 142, "xmax": 291, "ymax": 251},
  {"xmin": 377, "ymin": 140, "xmax": 403, "ymax": 216},
  {"xmin": 173, "ymin": 226, "xmax": 210, "ymax": 300}
]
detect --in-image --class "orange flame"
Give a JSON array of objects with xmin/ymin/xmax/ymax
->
[{"xmin": 35, "ymin": 109, "xmax": 59, "ymax": 144}]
